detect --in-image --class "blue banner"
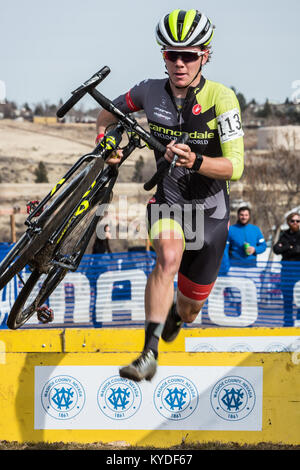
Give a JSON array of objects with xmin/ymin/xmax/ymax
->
[{"xmin": 1, "ymin": 243, "xmax": 300, "ymax": 328}]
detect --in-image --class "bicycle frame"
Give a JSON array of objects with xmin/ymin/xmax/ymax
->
[{"xmin": 25, "ymin": 140, "xmax": 118, "ymax": 230}]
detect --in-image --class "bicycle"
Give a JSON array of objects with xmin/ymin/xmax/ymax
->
[{"xmin": 0, "ymin": 65, "xmax": 177, "ymax": 330}]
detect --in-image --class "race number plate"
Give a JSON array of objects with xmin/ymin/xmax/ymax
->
[{"xmin": 217, "ymin": 108, "xmax": 244, "ymax": 143}]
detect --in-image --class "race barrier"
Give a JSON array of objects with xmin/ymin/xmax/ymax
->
[
  {"xmin": 0, "ymin": 244, "xmax": 299, "ymax": 446},
  {"xmin": 1, "ymin": 244, "xmax": 300, "ymax": 329},
  {"xmin": 0, "ymin": 327, "xmax": 299, "ymax": 446}
]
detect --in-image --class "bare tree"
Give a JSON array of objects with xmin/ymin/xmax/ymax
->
[{"xmin": 242, "ymin": 135, "xmax": 300, "ymax": 248}]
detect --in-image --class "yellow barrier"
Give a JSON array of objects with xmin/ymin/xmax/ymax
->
[{"xmin": 0, "ymin": 327, "xmax": 299, "ymax": 447}]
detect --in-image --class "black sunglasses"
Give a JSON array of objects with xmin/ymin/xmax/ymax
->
[
  {"xmin": 290, "ymin": 219, "xmax": 300, "ymax": 223},
  {"xmin": 162, "ymin": 50, "xmax": 206, "ymax": 63}
]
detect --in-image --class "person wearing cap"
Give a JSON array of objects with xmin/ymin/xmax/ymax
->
[{"xmin": 96, "ymin": 9, "xmax": 244, "ymax": 381}]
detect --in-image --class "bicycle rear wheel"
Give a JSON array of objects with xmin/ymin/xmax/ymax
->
[
  {"xmin": 6, "ymin": 266, "xmax": 67, "ymax": 330},
  {"xmin": 6, "ymin": 268, "xmax": 42, "ymax": 329}
]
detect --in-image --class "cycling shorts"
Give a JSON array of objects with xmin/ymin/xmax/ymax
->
[{"xmin": 147, "ymin": 197, "xmax": 229, "ymax": 301}]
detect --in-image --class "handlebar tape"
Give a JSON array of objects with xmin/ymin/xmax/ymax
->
[{"xmin": 56, "ymin": 66, "xmax": 110, "ymax": 118}]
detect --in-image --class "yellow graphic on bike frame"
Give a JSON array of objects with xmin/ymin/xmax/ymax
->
[
  {"xmin": 56, "ymin": 180, "xmax": 96, "ymax": 244},
  {"xmin": 100, "ymin": 135, "xmax": 116, "ymax": 150},
  {"xmin": 50, "ymin": 178, "xmax": 66, "ymax": 196}
]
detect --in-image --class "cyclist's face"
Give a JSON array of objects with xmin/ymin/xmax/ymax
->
[{"xmin": 163, "ymin": 46, "xmax": 208, "ymax": 89}]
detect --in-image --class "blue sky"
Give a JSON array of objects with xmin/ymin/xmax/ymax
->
[{"xmin": 1, "ymin": 0, "xmax": 299, "ymax": 108}]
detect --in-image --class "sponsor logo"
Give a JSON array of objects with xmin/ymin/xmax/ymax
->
[
  {"xmin": 97, "ymin": 375, "xmax": 142, "ymax": 420},
  {"xmin": 153, "ymin": 375, "xmax": 198, "ymax": 420},
  {"xmin": 41, "ymin": 375, "xmax": 85, "ymax": 420},
  {"xmin": 149, "ymin": 123, "xmax": 214, "ymax": 140},
  {"xmin": 153, "ymin": 104, "xmax": 172, "ymax": 121},
  {"xmin": 192, "ymin": 104, "xmax": 202, "ymax": 115},
  {"xmin": 210, "ymin": 375, "xmax": 256, "ymax": 421}
]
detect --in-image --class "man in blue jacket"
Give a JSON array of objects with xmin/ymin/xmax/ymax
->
[{"xmin": 227, "ymin": 206, "xmax": 267, "ymax": 267}]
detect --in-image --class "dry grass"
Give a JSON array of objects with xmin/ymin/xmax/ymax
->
[{"xmin": 0, "ymin": 440, "xmax": 299, "ymax": 450}]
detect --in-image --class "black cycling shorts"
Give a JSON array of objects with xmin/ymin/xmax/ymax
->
[{"xmin": 147, "ymin": 197, "xmax": 228, "ymax": 301}]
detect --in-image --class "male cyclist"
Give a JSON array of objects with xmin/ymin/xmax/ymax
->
[{"xmin": 96, "ymin": 9, "xmax": 244, "ymax": 381}]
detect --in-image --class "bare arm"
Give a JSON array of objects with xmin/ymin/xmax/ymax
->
[
  {"xmin": 96, "ymin": 109, "xmax": 119, "ymax": 135},
  {"xmin": 196, "ymin": 155, "xmax": 233, "ymax": 180}
]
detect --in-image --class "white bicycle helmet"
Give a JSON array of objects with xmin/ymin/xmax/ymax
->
[{"xmin": 156, "ymin": 9, "xmax": 214, "ymax": 48}]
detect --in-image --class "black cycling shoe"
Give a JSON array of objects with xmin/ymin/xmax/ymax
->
[
  {"xmin": 161, "ymin": 303, "xmax": 183, "ymax": 342},
  {"xmin": 119, "ymin": 349, "xmax": 157, "ymax": 382}
]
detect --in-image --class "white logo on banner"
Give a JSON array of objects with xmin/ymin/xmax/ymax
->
[
  {"xmin": 153, "ymin": 375, "xmax": 199, "ymax": 421},
  {"xmin": 210, "ymin": 376, "xmax": 256, "ymax": 421},
  {"xmin": 41, "ymin": 375, "xmax": 86, "ymax": 420},
  {"xmin": 97, "ymin": 375, "xmax": 142, "ymax": 420}
]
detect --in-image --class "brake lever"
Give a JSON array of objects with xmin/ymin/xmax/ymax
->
[{"xmin": 168, "ymin": 132, "xmax": 189, "ymax": 175}]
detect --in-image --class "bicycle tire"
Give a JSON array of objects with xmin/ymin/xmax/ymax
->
[
  {"xmin": 6, "ymin": 268, "xmax": 42, "ymax": 329},
  {"xmin": 6, "ymin": 266, "xmax": 68, "ymax": 330},
  {"xmin": 0, "ymin": 156, "xmax": 104, "ymax": 291}
]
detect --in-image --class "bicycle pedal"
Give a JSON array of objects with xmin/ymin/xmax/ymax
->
[{"xmin": 37, "ymin": 305, "xmax": 54, "ymax": 323}]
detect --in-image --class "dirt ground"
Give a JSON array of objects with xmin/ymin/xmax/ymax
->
[
  {"xmin": 0, "ymin": 440, "xmax": 299, "ymax": 450},
  {"xmin": 0, "ymin": 118, "xmax": 154, "ymax": 186}
]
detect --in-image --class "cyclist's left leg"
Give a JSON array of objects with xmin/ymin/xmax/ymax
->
[{"xmin": 162, "ymin": 216, "xmax": 229, "ymax": 341}]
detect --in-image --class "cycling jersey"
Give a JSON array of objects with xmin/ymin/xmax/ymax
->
[
  {"xmin": 113, "ymin": 76, "xmax": 244, "ymax": 299},
  {"xmin": 113, "ymin": 76, "xmax": 244, "ymax": 214}
]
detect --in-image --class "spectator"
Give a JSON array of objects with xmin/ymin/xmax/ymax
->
[
  {"xmin": 92, "ymin": 224, "xmax": 112, "ymax": 254},
  {"xmin": 227, "ymin": 206, "xmax": 267, "ymax": 267},
  {"xmin": 273, "ymin": 212, "xmax": 300, "ymax": 326}
]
